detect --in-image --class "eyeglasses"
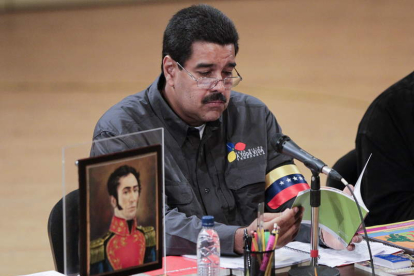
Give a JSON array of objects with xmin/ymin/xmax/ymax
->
[{"xmin": 176, "ymin": 62, "xmax": 243, "ymax": 90}]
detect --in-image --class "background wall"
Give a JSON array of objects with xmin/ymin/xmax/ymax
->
[
  {"xmin": 0, "ymin": 0, "xmax": 146, "ymax": 12},
  {"xmin": 1, "ymin": 0, "xmax": 413, "ymax": 275}
]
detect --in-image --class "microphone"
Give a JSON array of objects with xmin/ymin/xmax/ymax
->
[{"xmin": 273, "ymin": 133, "xmax": 348, "ymax": 185}]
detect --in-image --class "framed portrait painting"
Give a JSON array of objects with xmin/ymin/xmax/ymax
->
[{"xmin": 78, "ymin": 145, "xmax": 163, "ymax": 276}]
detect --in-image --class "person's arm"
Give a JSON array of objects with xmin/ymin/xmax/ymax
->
[
  {"xmin": 90, "ymin": 130, "xmax": 243, "ymax": 255},
  {"xmin": 262, "ymin": 105, "xmax": 362, "ymax": 251},
  {"xmin": 165, "ymin": 206, "xmax": 241, "ymax": 256},
  {"xmin": 90, "ymin": 130, "xmax": 129, "ymax": 157}
]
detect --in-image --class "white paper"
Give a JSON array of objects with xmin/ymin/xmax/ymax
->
[
  {"xmin": 286, "ymin": 240, "xmax": 401, "ymax": 267},
  {"xmin": 353, "ymin": 153, "xmax": 372, "ymax": 211},
  {"xmin": 19, "ymin": 271, "xmax": 64, "ymax": 276},
  {"xmin": 184, "ymin": 246, "xmax": 310, "ymax": 270}
]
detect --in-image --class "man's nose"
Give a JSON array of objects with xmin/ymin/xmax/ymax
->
[
  {"xmin": 129, "ymin": 193, "xmax": 136, "ymax": 201},
  {"xmin": 211, "ymin": 79, "xmax": 226, "ymax": 92}
]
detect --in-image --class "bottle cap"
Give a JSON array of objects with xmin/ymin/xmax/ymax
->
[{"xmin": 201, "ymin": 216, "xmax": 214, "ymax": 227}]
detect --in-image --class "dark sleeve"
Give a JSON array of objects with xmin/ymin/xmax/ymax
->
[
  {"xmin": 294, "ymin": 224, "xmax": 312, "ymax": 243},
  {"xmin": 264, "ymin": 106, "xmax": 292, "ymax": 171},
  {"xmin": 264, "ymin": 105, "xmax": 301, "ymax": 213},
  {"xmin": 326, "ymin": 150, "xmax": 358, "ymax": 189},
  {"xmin": 90, "ymin": 104, "xmax": 138, "ymax": 157},
  {"xmin": 262, "ymin": 107, "xmax": 325, "ymax": 246},
  {"xmin": 356, "ymin": 74, "xmax": 414, "ymax": 226},
  {"xmin": 294, "ymin": 224, "xmax": 328, "ymax": 247},
  {"xmin": 90, "ymin": 131, "xmax": 129, "ymax": 157},
  {"xmin": 90, "ymin": 129, "xmax": 164, "ymax": 157}
]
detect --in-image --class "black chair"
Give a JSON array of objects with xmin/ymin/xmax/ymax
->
[
  {"xmin": 48, "ymin": 189, "xmax": 80, "ymax": 274},
  {"xmin": 326, "ymin": 149, "xmax": 358, "ymax": 189}
]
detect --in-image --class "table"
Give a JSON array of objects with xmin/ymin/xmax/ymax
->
[
  {"xmin": 223, "ymin": 264, "xmax": 373, "ymax": 276},
  {"xmin": 275, "ymin": 265, "xmax": 373, "ymax": 276}
]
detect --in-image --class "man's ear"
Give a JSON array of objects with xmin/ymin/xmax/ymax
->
[
  {"xmin": 163, "ymin": 55, "xmax": 176, "ymax": 87},
  {"xmin": 110, "ymin": 195, "xmax": 117, "ymax": 209}
]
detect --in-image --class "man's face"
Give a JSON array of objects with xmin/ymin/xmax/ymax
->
[
  {"xmin": 112, "ymin": 173, "xmax": 139, "ymax": 220},
  {"xmin": 165, "ymin": 42, "xmax": 236, "ymax": 126}
]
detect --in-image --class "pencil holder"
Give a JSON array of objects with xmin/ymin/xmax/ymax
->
[{"xmin": 244, "ymin": 249, "xmax": 276, "ymax": 276}]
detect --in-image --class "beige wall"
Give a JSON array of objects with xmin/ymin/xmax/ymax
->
[
  {"xmin": 1, "ymin": 0, "xmax": 414, "ymax": 275},
  {"xmin": 0, "ymin": 0, "xmax": 144, "ymax": 12}
]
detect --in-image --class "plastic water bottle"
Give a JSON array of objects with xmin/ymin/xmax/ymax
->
[{"xmin": 197, "ymin": 215, "xmax": 220, "ymax": 276}]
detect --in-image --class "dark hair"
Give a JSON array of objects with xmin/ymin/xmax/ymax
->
[
  {"xmin": 159, "ymin": 4, "xmax": 239, "ymax": 89},
  {"xmin": 107, "ymin": 165, "xmax": 141, "ymax": 210}
]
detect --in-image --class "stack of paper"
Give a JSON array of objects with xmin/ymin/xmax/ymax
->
[
  {"xmin": 184, "ymin": 246, "xmax": 310, "ymax": 271},
  {"xmin": 286, "ymin": 240, "xmax": 401, "ymax": 267}
]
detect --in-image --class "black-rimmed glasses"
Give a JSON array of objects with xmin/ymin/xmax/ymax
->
[{"xmin": 176, "ymin": 62, "xmax": 242, "ymax": 90}]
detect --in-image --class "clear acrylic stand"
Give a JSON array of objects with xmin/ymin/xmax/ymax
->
[{"xmin": 61, "ymin": 128, "xmax": 165, "ymax": 276}]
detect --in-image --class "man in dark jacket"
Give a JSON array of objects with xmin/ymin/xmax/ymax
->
[{"xmin": 91, "ymin": 4, "xmax": 360, "ymax": 255}]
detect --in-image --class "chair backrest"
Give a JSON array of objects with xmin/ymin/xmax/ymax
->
[
  {"xmin": 326, "ymin": 149, "xmax": 358, "ymax": 189},
  {"xmin": 47, "ymin": 189, "xmax": 80, "ymax": 274}
]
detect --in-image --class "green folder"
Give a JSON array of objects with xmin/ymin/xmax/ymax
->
[{"xmin": 292, "ymin": 187, "xmax": 369, "ymax": 247}]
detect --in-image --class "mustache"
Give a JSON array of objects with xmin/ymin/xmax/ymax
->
[{"xmin": 202, "ymin": 93, "xmax": 227, "ymax": 104}]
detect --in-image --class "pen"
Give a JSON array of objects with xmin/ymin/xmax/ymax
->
[
  {"xmin": 259, "ymin": 224, "xmax": 278, "ymax": 276},
  {"xmin": 258, "ymin": 232, "xmax": 276, "ymax": 276},
  {"xmin": 258, "ymin": 202, "xmax": 265, "ymax": 251},
  {"xmin": 257, "ymin": 204, "xmax": 262, "ymax": 252},
  {"xmin": 264, "ymin": 250, "xmax": 274, "ymax": 276},
  {"xmin": 272, "ymin": 223, "xmax": 279, "ymax": 250},
  {"xmin": 251, "ymin": 231, "xmax": 258, "ymax": 252},
  {"xmin": 264, "ymin": 229, "xmax": 270, "ymax": 247},
  {"xmin": 244, "ymin": 229, "xmax": 251, "ymax": 276},
  {"xmin": 265, "ymin": 223, "xmax": 278, "ymax": 276}
]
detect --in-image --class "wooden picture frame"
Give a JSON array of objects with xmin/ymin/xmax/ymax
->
[{"xmin": 78, "ymin": 145, "xmax": 163, "ymax": 276}]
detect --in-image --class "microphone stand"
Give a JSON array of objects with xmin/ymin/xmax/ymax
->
[{"xmin": 288, "ymin": 170, "xmax": 340, "ymax": 276}]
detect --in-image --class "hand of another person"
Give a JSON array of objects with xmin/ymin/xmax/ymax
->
[
  {"xmin": 234, "ymin": 207, "xmax": 303, "ymax": 254},
  {"xmin": 321, "ymin": 184, "xmax": 363, "ymax": 251},
  {"xmin": 321, "ymin": 230, "xmax": 363, "ymax": 251}
]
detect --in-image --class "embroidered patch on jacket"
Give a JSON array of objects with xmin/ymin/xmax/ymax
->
[
  {"xmin": 265, "ymin": 164, "xmax": 309, "ymax": 210},
  {"xmin": 226, "ymin": 142, "xmax": 265, "ymax": 163}
]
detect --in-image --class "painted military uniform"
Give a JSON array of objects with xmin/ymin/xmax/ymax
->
[{"xmin": 89, "ymin": 216, "xmax": 156, "ymax": 274}]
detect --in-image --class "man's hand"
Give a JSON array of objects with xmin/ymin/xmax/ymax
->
[
  {"xmin": 234, "ymin": 207, "xmax": 303, "ymax": 254},
  {"xmin": 321, "ymin": 184, "xmax": 363, "ymax": 251},
  {"xmin": 321, "ymin": 230, "xmax": 363, "ymax": 251}
]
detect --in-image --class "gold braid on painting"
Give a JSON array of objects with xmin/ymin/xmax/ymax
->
[
  {"xmin": 89, "ymin": 232, "xmax": 111, "ymax": 264},
  {"xmin": 138, "ymin": 225, "xmax": 156, "ymax": 247}
]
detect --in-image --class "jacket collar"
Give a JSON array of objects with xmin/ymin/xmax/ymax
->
[
  {"xmin": 109, "ymin": 215, "xmax": 137, "ymax": 236},
  {"xmin": 148, "ymin": 76, "xmax": 222, "ymax": 147}
]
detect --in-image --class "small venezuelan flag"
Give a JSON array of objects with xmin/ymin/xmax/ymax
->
[{"xmin": 265, "ymin": 164, "xmax": 309, "ymax": 210}]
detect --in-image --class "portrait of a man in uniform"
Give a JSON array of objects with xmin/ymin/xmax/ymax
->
[{"xmin": 89, "ymin": 165, "xmax": 156, "ymax": 275}]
